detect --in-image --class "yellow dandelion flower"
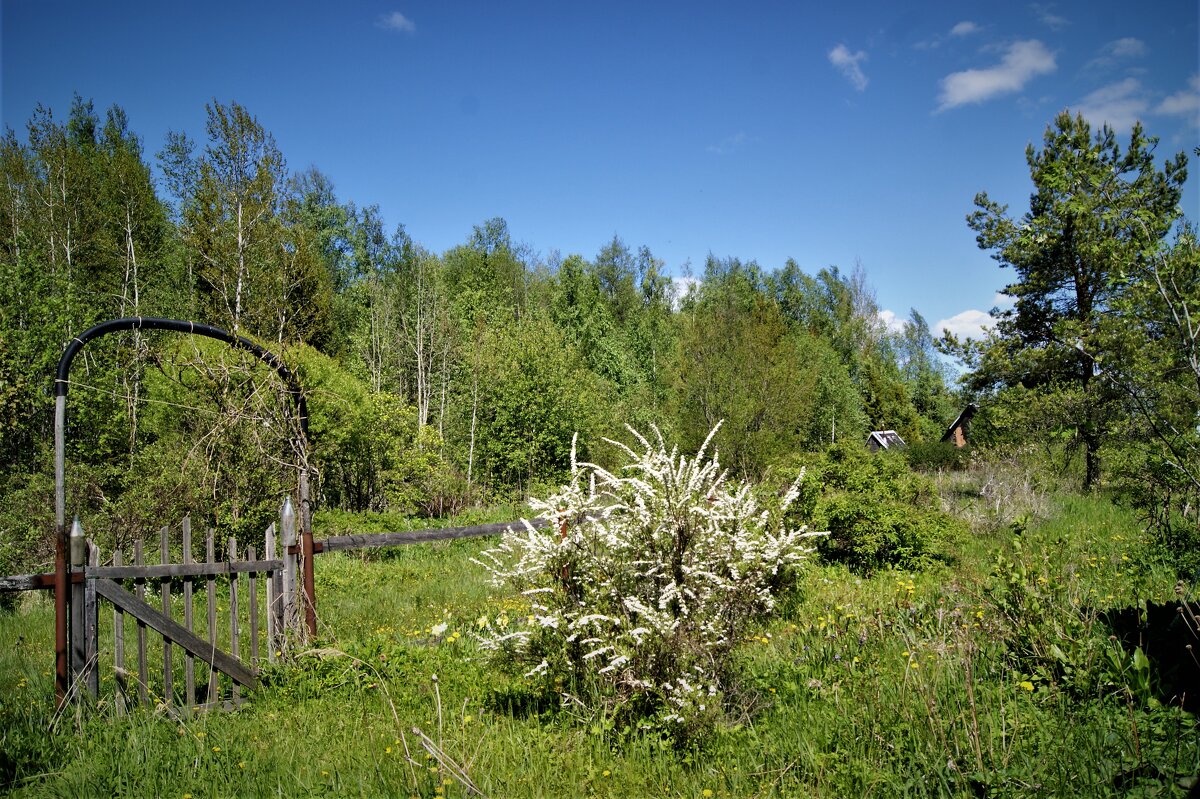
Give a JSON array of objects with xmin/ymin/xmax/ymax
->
[{"xmin": 1019, "ymin": 681, "xmax": 1034, "ymax": 692}]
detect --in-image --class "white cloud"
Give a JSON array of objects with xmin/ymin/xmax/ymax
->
[
  {"xmin": 829, "ymin": 44, "xmax": 869, "ymax": 92},
  {"xmin": 1107, "ymin": 37, "xmax": 1146, "ymax": 58},
  {"xmin": 878, "ymin": 309, "xmax": 908, "ymax": 334},
  {"xmin": 1076, "ymin": 78, "xmax": 1148, "ymax": 132},
  {"xmin": 1031, "ymin": 3, "xmax": 1069, "ymax": 30},
  {"xmin": 992, "ymin": 291, "xmax": 1016, "ymax": 310},
  {"xmin": 950, "ymin": 21, "xmax": 981, "ymax": 37},
  {"xmin": 1086, "ymin": 37, "xmax": 1147, "ymax": 70},
  {"xmin": 671, "ymin": 276, "xmax": 702, "ymax": 309},
  {"xmin": 706, "ymin": 131, "xmax": 750, "ymax": 155},
  {"xmin": 1157, "ymin": 74, "xmax": 1200, "ymax": 119},
  {"xmin": 377, "ymin": 11, "xmax": 416, "ymax": 33},
  {"xmin": 937, "ymin": 40, "xmax": 1056, "ymax": 111},
  {"xmin": 935, "ymin": 309, "xmax": 995, "ymax": 339}
]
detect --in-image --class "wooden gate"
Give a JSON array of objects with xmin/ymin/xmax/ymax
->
[{"xmin": 61, "ymin": 502, "xmax": 304, "ymax": 713}]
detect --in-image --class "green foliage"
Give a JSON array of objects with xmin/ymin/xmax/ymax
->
[
  {"xmin": 961, "ymin": 112, "xmax": 1189, "ymax": 489},
  {"xmin": 783, "ymin": 441, "xmax": 964, "ymax": 572},
  {"xmin": 460, "ymin": 316, "xmax": 611, "ymax": 495},
  {"xmin": 3, "ymin": 472, "xmax": 1196, "ymax": 797},
  {"xmin": 905, "ymin": 440, "xmax": 971, "ymax": 472},
  {"xmin": 675, "ymin": 263, "xmax": 870, "ymax": 476}
]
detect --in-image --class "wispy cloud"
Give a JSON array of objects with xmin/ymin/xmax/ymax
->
[
  {"xmin": 1076, "ymin": 78, "xmax": 1148, "ymax": 132},
  {"xmin": 377, "ymin": 11, "xmax": 416, "ymax": 33},
  {"xmin": 936, "ymin": 309, "xmax": 995, "ymax": 339},
  {"xmin": 829, "ymin": 44, "xmax": 869, "ymax": 91},
  {"xmin": 1157, "ymin": 74, "xmax": 1200, "ymax": 121},
  {"xmin": 916, "ymin": 21, "xmax": 982, "ymax": 50},
  {"xmin": 706, "ymin": 132, "xmax": 751, "ymax": 155},
  {"xmin": 1031, "ymin": 3, "xmax": 1069, "ymax": 30},
  {"xmin": 937, "ymin": 40, "xmax": 1056, "ymax": 111},
  {"xmin": 992, "ymin": 291, "xmax": 1016, "ymax": 310},
  {"xmin": 1086, "ymin": 37, "xmax": 1147, "ymax": 70}
]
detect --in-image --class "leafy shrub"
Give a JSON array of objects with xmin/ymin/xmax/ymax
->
[
  {"xmin": 780, "ymin": 441, "xmax": 963, "ymax": 572},
  {"xmin": 905, "ymin": 441, "xmax": 971, "ymax": 472},
  {"xmin": 473, "ymin": 424, "xmax": 823, "ymax": 741}
]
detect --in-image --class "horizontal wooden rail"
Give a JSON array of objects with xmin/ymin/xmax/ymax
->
[
  {"xmin": 303, "ymin": 517, "xmax": 551, "ymax": 554},
  {"xmin": 1, "ymin": 572, "xmax": 80, "ymax": 592},
  {"xmin": 87, "ymin": 560, "xmax": 282, "ymax": 580}
]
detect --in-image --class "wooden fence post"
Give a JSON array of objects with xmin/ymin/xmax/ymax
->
[
  {"xmin": 134, "ymin": 539, "xmax": 148, "ymax": 705},
  {"xmin": 265, "ymin": 523, "xmax": 278, "ymax": 661},
  {"xmin": 248, "ymin": 545, "xmax": 259, "ymax": 666},
  {"xmin": 160, "ymin": 526, "xmax": 173, "ymax": 703},
  {"xmin": 84, "ymin": 541, "xmax": 99, "ymax": 697},
  {"xmin": 182, "ymin": 516, "xmax": 195, "ymax": 709},
  {"xmin": 281, "ymin": 497, "xmax": 299, "ymax": 640},
  {"xmin": 69, "ymin": 518, "xmax": 85, "ymax": 688},
  {"xmin": 112, "ymin": 549, "xmax": 127, "ymax": 715},
  {"xmin": 228, "ymin": 537, "xmax": 240, "ymax": 701},
  {"xmin": 206, "ymin": 530, "xmax": 217, "ymax": 703}
]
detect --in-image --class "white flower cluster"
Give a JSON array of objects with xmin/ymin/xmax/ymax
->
[{"xmin": 472, "ymin": 423, "xmax": 824, "ymax": 730}]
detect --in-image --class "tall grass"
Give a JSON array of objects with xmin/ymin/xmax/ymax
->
[{"xmin": 1, "ymin": 488, "xmax": 1196, "ymax": 797}]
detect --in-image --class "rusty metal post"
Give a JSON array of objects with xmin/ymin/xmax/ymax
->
[
  {"xmin": 299, "ymin": 469, "xmax": 316, "ymax": 639},
  {"xmin": 54, "ymin": 394, "xmax": 68, "ymax": 705}
]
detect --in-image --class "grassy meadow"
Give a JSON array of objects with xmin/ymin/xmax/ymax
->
[{"xmin": 0, "ymin": 460, "xmax": 1197, "ymax": 798}]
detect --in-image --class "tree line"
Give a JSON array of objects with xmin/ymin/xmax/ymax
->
[
  {"xmin": 1, "ymin": 98, "xmax": 1192, "ymax": 577},
  {"xmin": 0, "ymin": 96, "xmax": 957, "ymax": 572}
]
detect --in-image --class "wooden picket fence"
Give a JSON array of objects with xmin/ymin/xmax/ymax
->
[
  {"xmin": 0, "ymin": 499, "xmax": 559, "ymax": 713},
  {"xmin": 63, "ymin": 511, "xmax": 302, "ymax": 713}
]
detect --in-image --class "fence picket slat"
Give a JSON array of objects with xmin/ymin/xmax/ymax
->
[
  {"xmin": 206, "ymin": 530, "xmax": 217, "ymax": 704},
  {"xmin": 265, "ymin": 523, "xmax": 277, "ymax": 662},
  {"xmin": 160, "ymin": 526, "xmax": 173, "ymax": 702},
  {"xmin": 228, "ymin": 537, "xmax": 240, "ymax": 701},
  {"xmin": 182, "ymin": 517, "xmax": 195, "ymax": 709},
  {"xmin": 281, "ymin": 499, "xmax": 298, "ymax": 638},
  {"xmin": 84, "ymin": 542, "xmax": 99, "ymax": 698},
  {"xmin": 134, "ymin": 539, "xmax": 148, "ymax": 705},
  {"xmin": 113, "ymin": 549, "xmax": 126, "ymax": 716},
  {"xmin": 248, "ymin": 546, "xmax": 259, "ymax": 665}
]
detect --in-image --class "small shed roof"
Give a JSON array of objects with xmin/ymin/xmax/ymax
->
[{"xmin": 867, "ymin": 430, "xmax": 907, "ymax": 451}]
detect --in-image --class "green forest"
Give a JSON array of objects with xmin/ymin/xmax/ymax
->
[
  {"xmin": 0, "ymin": 95, "xmax": 967, "ymax": 575},
  {"xmin": 1, "ymin": 97, "xmax": 1198, "ymax": 797},
  {"xmin": 1, "ymin": 98, "xmax": 1195, "ymax": 579}
]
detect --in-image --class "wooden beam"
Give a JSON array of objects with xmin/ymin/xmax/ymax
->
[
  {"xmin": 0, "ymin": 572, "xmax": 56, "ymax": 592},
  {"xmin": 85, "ymin": 560, "xmax": 282, "ymax": 580},
  {"xmin": 316, "ymin": 518, "xmax": 549, "ymax": 553},
  {"xmin": 93, "ymin": 578, "xmax": 256, "ymax": 690}
]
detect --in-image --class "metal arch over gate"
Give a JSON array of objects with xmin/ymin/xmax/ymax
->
[{"xmin": 52, "ymin": 317, "xmax": 317, "ymax": 706}]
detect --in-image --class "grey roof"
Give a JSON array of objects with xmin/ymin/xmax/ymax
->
[{"xmin": 867, "ymin": 430, "xmax": 907, "ymax": 450}]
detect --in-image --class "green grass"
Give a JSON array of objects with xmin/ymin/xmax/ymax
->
[{"xmin": 1, "ymin": 486, "xmax": 1197, "ymax": 797}]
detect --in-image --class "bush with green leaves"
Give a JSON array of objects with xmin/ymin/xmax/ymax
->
[
  {"xmin": 473, "ymin": 424, "xmax": 823, "ymax": 740},
  {"xmin": 780, "ymin": 441, "xmax": 963, "ymax": 572}
]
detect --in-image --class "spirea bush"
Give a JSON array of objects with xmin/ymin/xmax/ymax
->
[{"xmin": 472, "ymin": 424, "xmax": 824, "ymax": 739}]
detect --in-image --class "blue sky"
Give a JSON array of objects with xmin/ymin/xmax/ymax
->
[{"xmin": 3, "ymin": 1, "xmax": 1197, "ymax": 338}]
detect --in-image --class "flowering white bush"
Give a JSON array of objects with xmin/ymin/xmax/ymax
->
[{"xmin": 472, "ymin": 423, "xmax": 824, "ymax": 736}]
